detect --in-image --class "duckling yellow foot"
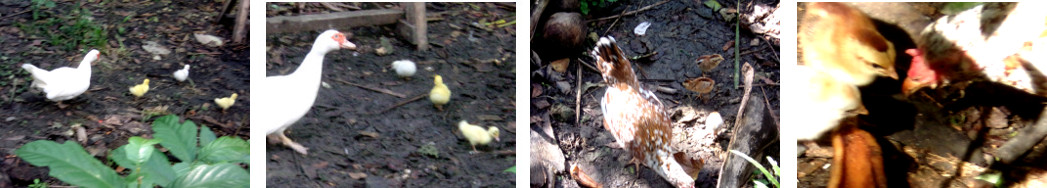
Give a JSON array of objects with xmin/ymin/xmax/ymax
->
[{"xmin": 435, "ymin": 105, "xmax": 444, "ymax": 111}]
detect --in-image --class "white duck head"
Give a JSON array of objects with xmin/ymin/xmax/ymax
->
[
  {"xmin": 312, "ymin": 30, "xmax": 357, "ymax": 54},
  {"xmin": 82, "ymin": 49, "xmax": 100, "ymax": 67}
]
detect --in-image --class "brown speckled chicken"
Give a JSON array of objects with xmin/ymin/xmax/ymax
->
[{"xmin": 593, "ymin": 37, "xmax": 696, "ymax": 188}]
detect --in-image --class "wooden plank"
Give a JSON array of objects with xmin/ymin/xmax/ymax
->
[{"xmin": 266, "ymin": 9, "xmax": 403, "ymax": 34}]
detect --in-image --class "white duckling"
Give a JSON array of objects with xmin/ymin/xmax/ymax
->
[
  {"xmin": 173, "ymin": 64, "xmax": 190, "ymax": 82},
  {"xmin": 391, "ymin": 60, "xmax": 416, "ymax": 79}
]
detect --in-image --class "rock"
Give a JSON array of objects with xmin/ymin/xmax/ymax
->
[
  {"xmin": 542, "ymin": 12, "xmax": 585, "ymax": 54},
  {"xmin": 194, "ymin": 33, "xmax": 225, "ymax": 47},
  {"xmin": 142, "ymin": 41, "xmax": 171, "ymax": 56},
  {"xmin": 530, "ymin": 128, "xmax": 565, "ymax": 187}
]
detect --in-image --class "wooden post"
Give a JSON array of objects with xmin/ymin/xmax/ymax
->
[
  {"xmin": 397, "ymin": 2, "xmax": 428, "ymax": 51},
  {"xmin": 232, "ymin": 0, "xmax": 249, "ymax": 43}
]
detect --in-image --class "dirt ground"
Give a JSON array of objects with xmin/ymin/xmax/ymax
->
[
  {"xmin": 0, "ymin": 0, "xmax": 249, "ymax": 187},
  {"xmin": 797, "ymin": 2, "xmax": 1047, "ymax": 187},
  {"xmin": 264, "ymin": 3, "xmax": 517, "ymax": 187},
  {"xmin": 531, "ymin": 0, "xmax": 781, "ymax": 187}
]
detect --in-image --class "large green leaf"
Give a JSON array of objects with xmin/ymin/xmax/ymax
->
[
  {"xmin": 15, "ymin": 140, "xmax": 124, "ymax": 188},
  {"xmin": 199, "ymin": 126, "xmax": 217, "ymax": 147},
  {"xmin": 110, "ymin": 145, "xmax": 177, "ymax": 186},
  {"xmin": 172, "ymin": 162, "xmax": 191, "ymax": 178},
  {"xmin": 170, "ymin": 163, "xmax": 249, "ymax": 188},
  {"xmin": 152, "ymin": 114, "xmax": 198, "ymax": 162},
  {"xmin": 125, "ymin": 136, "xmax": 160, "ymax": 164},
  {"xmin": 197, "ymin": 136, "xmax": 249, "ymax": 164}
]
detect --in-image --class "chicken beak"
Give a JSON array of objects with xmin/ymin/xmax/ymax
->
[
  {"xmin": 855, "ymin": 104, "xmax": 869, "ymax": 115},
  {"xmin": 885, "ymin": 69, "xmax": 899, "ymax": 80},
  {"xmin": 901, "ymin": 77, "xmax": 929, "ymax": 96},
  {"xmin": 341, "ymin": 41, "xmax": 357, "ymax": 50}
]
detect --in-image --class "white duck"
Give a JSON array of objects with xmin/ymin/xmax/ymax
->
[
  {"xmin": 173, "ymin": 64, "xmax": 189, "ymax": 82},
  {"xmin": 21, "ymin": 49, "xmax": 100, "ymax": 108},
  {"xmin": 259, "ymin": 30, "xmax": 356, "ymax": 155}
]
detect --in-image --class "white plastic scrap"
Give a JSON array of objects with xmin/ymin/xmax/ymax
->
[{"xmin": 634, "ymin": 21, "xmax": 652, "ymax": 36}]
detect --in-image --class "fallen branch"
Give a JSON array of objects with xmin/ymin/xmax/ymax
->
[
  {"xmin": 334, "ymin": 79, "xmax": 407, "ymax": 98},
  {"xmin": 376, "ymin": 93, "xmax": 428, "ymax": 114},
  {"xmin": 590, "ymin": 0, "xmax": 670, "ymax": 22},
  {"xmin": 996, "ymin": 106, "xmax": 1047, "ymax": 164},
  {"xmin": 575, "ymin": 61, "xmax": 582, "ymax": 126},
  {"xmin": 1, "ymin": 9, "xmax": 31, "ymax": 20}
]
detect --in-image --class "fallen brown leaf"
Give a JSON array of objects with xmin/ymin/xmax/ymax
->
[
  {"xmin": 571, "ymin": 164, "xmax": 602, "ymax": 188},
  {"xmin": 550, "ymin": 58, "xmax": 570, "ymax": 73}
]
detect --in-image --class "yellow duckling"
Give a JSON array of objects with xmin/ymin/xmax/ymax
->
[
  {"xmin": 429, "ymin": 75, "xmax": 451, "ymax": 111},
  {"xmin": 215, "ymin": 93, "xmax": 237, "ymax": 111},
  {"xmin": 129, "ymin": 79, "xmax": 150, "ymax": 97},
  {"xmin": 458, "ymin": 120, "xmax": 500, "ymax": 152}
]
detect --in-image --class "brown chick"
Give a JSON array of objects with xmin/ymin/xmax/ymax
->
[{"xmin": 800, "ymin": 2, "xmax": 898, "ymax": 86}]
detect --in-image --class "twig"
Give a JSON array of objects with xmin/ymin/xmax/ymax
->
[
  {"xmin": 733, "ymin": 63, "xmax": 754, "ymax": 130},
  {"xmin": 575, "ymin": 61, "xmax": 582, "ymax": 126},
  {"xmin": 735, "ymin": 83, "xmax": 778, "ymax": 88},
  {"xmin": 376, "ymin": 93, "xmax": 428, "ymax": 114},
  {"xmin": 1, "ymin": 9, "xmax": 31, "ymax": 20},
  {"xmin": 602, "ymin": 3, "xmax": 632, "ymax": 36},
  {"xmin": 628, "ymin": 52, "xmax": 658, "ymax": 61},
  {"xmin": 590, "ymin": 0, "xmax": 670, "ymax": 22},
  {"xmin": 580, "ymin": 60, "xmax": 601, "ymax": 73},
  {"xmin": 761, "ymin": 37, "xmax": 779, "ymax": 61},
  {"xmin": 334, "ymin": 79, "xmax": 406, "ymax": 98},
  {"xmin": 760, "ymin": 86, "xmax": 779, "ymax": 129}
]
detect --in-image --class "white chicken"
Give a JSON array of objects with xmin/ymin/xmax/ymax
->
[
  {"xmin": 259, "ymin": 30, "xmax": 356, "ymax": 155},
  {"xmin": 173, "ymin": 64, "xmax": 189, "ymax": 82},
  {"xmin": 391, "ymin": 60, "xmax": 416, "ymax": 79},
  {"xmin": 21, "ymin": 49, "xmax": 100, "ymax": 108},
  {"xmin": 903, "ymin": 2, "xmax": 1047, "ymax": 95}
]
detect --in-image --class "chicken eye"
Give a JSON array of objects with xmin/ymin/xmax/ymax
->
[{"xmin": 869, "ymin": 62, "xmax": 884, "ymax": 69}]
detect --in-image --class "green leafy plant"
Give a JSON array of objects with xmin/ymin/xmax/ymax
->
[
  {"xmin": 28, "ymin": 179, "xmax": 48, "ymax": 188},
  {"xmin": 29, "ymin": 0, "xmax": 56, "ymax": 20},
  {"xmin": 15, "ymin": 115, "xmax": 249, "ymax": 188},
  {"xmin": 504, "ymin": 165, "xmax": 516, "ymax": 173},
  {"xmin": 18, "ymin": 1, "xmax": 107, "ymax": 51},
  {"xmin": 730, "ymin": 150, "xmax": 779, "ymax": 188},
  {"xmin": 580, "ymin": 0, "xmax": 619, "ymax": 15}
]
